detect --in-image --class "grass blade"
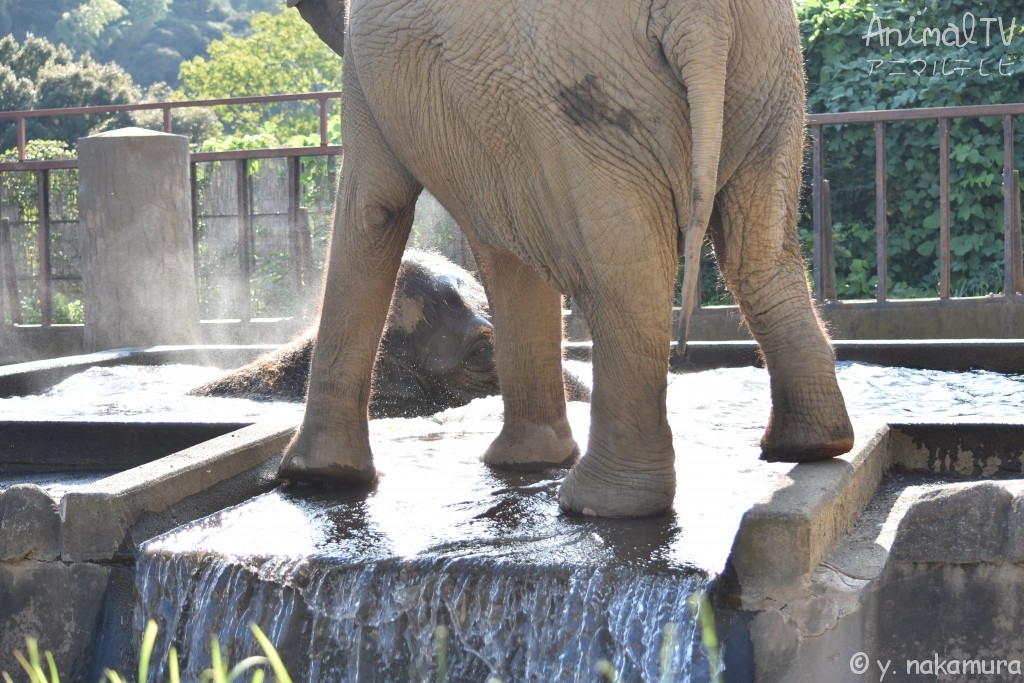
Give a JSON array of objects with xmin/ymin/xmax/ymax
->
[
  {"xmin": 688, "ymin": 592, "xmax": 723, "ymax": 683},
  {"xmin": 595, "ymin": 659, "xmax": 620, "ymax": 683},
  {"xmin": 102, "ymin": 669, "xmax": 127, "ymax": 683},
  {"xmin": 208, "ymin": 638, "xmax": 226, "ymax": 683},
  {"xmin": 434, "ymin": 625, "xmax": 448, "ymax": 683},
  {"xmin": 14, "ymin": 651, "xmax": 42, "ymax": 683},
  {"xmin": 225, "ymin": 656, "xmax": 268, "ymax": 683},
  {"xmin": 139, "ymin": 619, "xmax": 159, "ymax": 683},
  {"xmin": 44, "ymin": 651, "xmax": 59, "ymax": 683},
  {"xmin": 168, "ymin": 646, "xmax": 181, "ymax": 683},
  {"xmin": 250, "ymin": 623, "xmax": 292, "ymax": 683}
]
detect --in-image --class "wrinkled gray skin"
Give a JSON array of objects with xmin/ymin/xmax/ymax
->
[
  {"xmin": 190, "ymin": 251, "xmax": 590, "ymax": 414},
  {"xmin": 282, "ymin": 0, "xmax": 854, "ymax": 517}
]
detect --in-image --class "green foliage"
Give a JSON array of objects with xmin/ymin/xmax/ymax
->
[
  {"xmin": 2, "ymin": 620, "xmax": 292, "ymax": 683},
  {"xmin": 51, "ymin": 0, "xmax": 127, "ymax": 57},
  {"xmin": 0, "ymin": 34, "xmax": 139, "ymax": 151},
  {"xmin": 2, "ymin": 0, "xmax": 280, "ymax": 87},
  {"xmin": 177, "ymin": 10, "xmax": 342, "ymax": 141},
  {"xmin": 130, "ymin": 82, "xmax": 224, "ymax": 145},
  {"xmin": 797, "ymin": 0, "xmax": 1024, "ymax": 299}
]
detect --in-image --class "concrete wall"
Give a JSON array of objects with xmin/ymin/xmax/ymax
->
[
  {"xmin": 0, "ymin": 421, "xmax": 295, "ymax": 678},
  {"xmin": 567, "ymin": 296, "xmax": 1024, "ymax": 342},
  {"xmin": 0, "ymin": 319, "xmax": 305, "ymax": 365},
  {"xmin": 4, "ymin": 296, "xmax": 1024, "ymax": 366},
  {"xmin": 724, "ymin": 425, "xmax": 1024, "ymax": 683},
  {"xmin": 78, "ymin": 128, "xmax": 201, "ymax": 351}
]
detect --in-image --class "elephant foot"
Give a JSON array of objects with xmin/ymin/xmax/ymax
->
[
  {"xmin": 759, "ymin": 394, "xmax": 855, "ymax": 463},
  {"xmin": 483, "ymin": 422, "xmax": 580, "ymax": 470},
  {"xmin": 278, "ymin": 429, "xmax": 377, "ymax": 486},
  {"xmin": 558, "ymin": 456, "xmax": 675, "ymax": 518}
]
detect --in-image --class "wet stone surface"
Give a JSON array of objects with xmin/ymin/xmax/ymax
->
[
  {"xmin": 136, "ymin": 361, "xmax": 1024, "ymax": 682},
  {"xmin": 2, "ymin": 359, "xmax": 1023, "ymax": 679}
]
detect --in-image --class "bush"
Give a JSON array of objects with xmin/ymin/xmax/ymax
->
[{"xmin": 797, "ymin": 0, "xmax": 1024, "ymax": 298}]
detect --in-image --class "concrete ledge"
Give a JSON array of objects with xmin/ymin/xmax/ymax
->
[
  {"xmin": 60, "ymin": 419, "xmax": 297, "ymax": 562},
  {"xmin": 0, "ymin": 561, "xmax": 113, "ymax": 678},
  {"xmin": 0, "ymin": 319, "xmax": 304, "ymax": 365},
  {"xmin": 729, "ymin": 420, "xmax": 1024, "ymax": 608},
  {"xmin": 889, "ymin": 481, "xmax": 1020, "ymax": 564},
  {"xmin": 890, "ymin": 422, "xmax": 1024, "ymax": 474},
  {"xmin": 2, "ymin": 421, "xmax": 250, "ymax": 473},
  {"xmin": 566, "ymin": 339, "xmax": 1024, "ymax": 373},
  {"xmin": 568, "ymin": 295, "xmax": 1024, "ymax": 342},
  {"xmin": 0, "ymin": 345, "xmax": 276, "ymax": 397},
  {"xmin": 728, "ymin": 424, "xmax": 892, "ymax": 608},
  {"xmin": 737, "ymin": 422, "xmax": 1024, "ymax": 683}
]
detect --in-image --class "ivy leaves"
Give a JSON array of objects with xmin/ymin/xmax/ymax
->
[{"xmin": 796, "ymin": 0, "xmax": 1024, "ymax": 298}]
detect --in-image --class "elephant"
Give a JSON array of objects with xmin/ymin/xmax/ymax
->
[
  {"xmin": 280, "ymin": 0, "xmax": 855, "ymax": 517},
  {"xmin": 189, "ymin": 250, "xmax": 590, "ymax": 414}
]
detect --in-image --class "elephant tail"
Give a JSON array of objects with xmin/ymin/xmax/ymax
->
[{"xmin": 668, "ymin": 34, "xmax": 728, "ymax": 367}]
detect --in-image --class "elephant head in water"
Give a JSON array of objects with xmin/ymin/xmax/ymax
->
[
  {"xmin": 281, "ymin": 0, "xmax": 854, "ymax": 517},
  {"xmin": 189, "ymin": 250, "xmax": 590, "ymax": 413}
]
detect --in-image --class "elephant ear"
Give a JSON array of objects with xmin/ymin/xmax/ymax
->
[{"xmin": 287, "ymin": 0, "xmax": 346, "ymax": 57}]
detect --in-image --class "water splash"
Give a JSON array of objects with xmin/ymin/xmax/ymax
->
[{"xmin": 135, "ymin": 550, "xmax": 711, "ymax": 682}]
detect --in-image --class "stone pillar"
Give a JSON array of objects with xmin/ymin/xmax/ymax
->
[{"xmin": 78, "ymin": 128, "xmax": 201, "ymax": 351}]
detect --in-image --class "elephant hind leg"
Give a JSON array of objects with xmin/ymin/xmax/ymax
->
[
  {"xmin": 479, "ymin": 249, "xmax": 579, "ymax": 470},
  {"xmin": 712, "ymin": 171, "xmax": 854, "ymax": 462},
  {"xmin": 280, "ymin": 68, "xmax": 422, "ymax": 485},
  {"xmin": 558, "ymin": 250, "xmax": 678, "ymax": 517}
]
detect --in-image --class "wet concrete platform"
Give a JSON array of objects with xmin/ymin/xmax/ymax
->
[
  {"xmin": 136, "ymin": 361, "xmax": 1024, "ymax": 682},
  {"xmin": 3, "ymin": 350, "xmax": 1024, "ymax": 680},
  {"xmin": 139, "ymin": 396, "xmax": 781, "ymax": 682}
]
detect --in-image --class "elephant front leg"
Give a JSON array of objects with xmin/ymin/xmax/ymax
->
[
  {"xmin": 480, "ymin": 250, "xmax": 579, "ymax": 469},
  {"xmin": 279, "ymin": 71, "xmax": 421, "ymax": 485}
]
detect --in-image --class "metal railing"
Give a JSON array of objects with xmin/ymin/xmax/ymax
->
[
  {"xmin": 0, "ymin": 92, "xmax": 342, "ymax": 326},
  {"xmin": 0, "ymin": 91, "xmax": 342, "ymax": 164},
  {"xmin": 2, "ymin": 95, "xmax": 1024, "ymax": 328},
  {"xmin": 808, "ymin": 103, "xmax": 1024, "ymax": 302}
]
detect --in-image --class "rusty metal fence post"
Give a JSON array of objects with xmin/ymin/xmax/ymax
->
[
  {"xmin": 35, "ymin": 169, "xmax": 52, "ymax": 326},
  {"xmin": 235, "ymin": 158, "xmax": 253, "ymax": 323},
  {"xmin": 938, "ymin": 118, "xmax": 951, "ymax": 299},
  {"xmin": 874, "ymin": 122, "xmax": 888, "ymax": 302},
  {"xmin": 1012, "ymin": 169, "xmax": 1024, "ymax": 296},
  {"xmin": 0, "ymin": 218, "xmax": 21, "ymax": 324},
  {"xmin": 811, "ymin": 125, "xmax": 825, "ymax": 301},
  {"xmin": 821, "ymin": 179, "xmax": 837, "ymax": 301},
  {"xmin": 1004, "ymin": 116, "xmax": 1024, "ymax": 296}
]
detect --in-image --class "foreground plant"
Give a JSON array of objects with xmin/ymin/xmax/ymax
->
[
  {"xmin": 2, "ymin": 622, "xmax": 292, "ymax": 683},
  {"xmin": 688, "ymin": 592, "xmax": 724, "ymax": 683}
]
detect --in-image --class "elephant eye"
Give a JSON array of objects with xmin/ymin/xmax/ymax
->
[{"xmin": 465, "ymin": 338, "xmax": 494, "ymax": 368}]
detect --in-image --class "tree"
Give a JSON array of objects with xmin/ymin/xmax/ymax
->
[
  {"xmin": 51, "ymin": 0, "xmax": 126, "ymax": 57},
  {"xmin": 0, "ymin": 33, "xmax": 138, "ymax": 151},
  {"xmin": 177, "ymin": 9, "xmax": 341, "ymax": 143},
  {"xmin": 1, "ymin": 0, "xmax": 280, "ymax": 87}
]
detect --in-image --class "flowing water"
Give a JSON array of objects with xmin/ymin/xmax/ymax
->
[{"xmin": 126, "ymin": 361, "xmax": 1024, "ymax": 682}]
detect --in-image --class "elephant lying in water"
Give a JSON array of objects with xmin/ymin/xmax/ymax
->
[
  {"xmin": 190, "ymin": 251, "xmax": 590, "ymax": 416},
  {"xmin": 281, "ymin": 0, "xmax": 855, "ymax": 517}
]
